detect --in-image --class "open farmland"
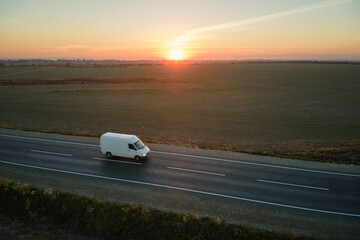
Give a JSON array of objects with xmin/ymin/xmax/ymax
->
[{"xmin": 0, "ymin": 63, "xmax": 359, "ymax": 164}]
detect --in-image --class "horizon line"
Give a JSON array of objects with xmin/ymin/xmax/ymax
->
[{"xmin": 1, "ymin": 58, "xmax": 359, "ymax": 62}]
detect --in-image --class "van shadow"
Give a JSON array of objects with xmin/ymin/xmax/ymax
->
[
  {"xmin": 107, "ymin": 155, "xmax": 148, "ymax": 164},
  {"xmin": 96, "ymin": 155, "xmax": 150, "ymax": 178}
]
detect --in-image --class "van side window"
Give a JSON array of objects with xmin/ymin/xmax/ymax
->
[{"xmin": 128, "ymin": 144, "xmax": 136, "ymax": 150}]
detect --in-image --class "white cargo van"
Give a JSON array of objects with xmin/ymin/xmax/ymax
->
[{"xmin": 100, "ymin": 132, "xmax": 150, "ymax": 160}]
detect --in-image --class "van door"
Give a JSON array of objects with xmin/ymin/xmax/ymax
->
[{"xmin": 127, "ymin": 143, "xmax": 137, "ymax": 158}]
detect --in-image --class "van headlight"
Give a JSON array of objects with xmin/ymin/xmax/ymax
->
[{"xmin": 142, "ymin": 153, "xmax": 147, "ymax": 157}]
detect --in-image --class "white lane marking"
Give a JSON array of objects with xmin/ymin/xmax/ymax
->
[
  {"xmin": 93, "ymin": 157, "xmax": 142, "ymax": 165},
  {"xmin": 30, "ymin": 150, "xmax": 72, "ymax": 157},
  {"xmin": 1, "ymin": 133, "xmax": 360, "ymax": 178},
  {"xmin": 257, "ymin": 179, "xmax": 329, "ymax": 191},
  {"xmin": 152, "ymin": 151, "xmax": 360, "ymax": 178},
  {"xmin": 167, "ymin": 166, "xmax": 225, "ymax": 177},
  {"xmin": 0, "ymin": 159, "xmax": 359, "ymax": 218}
]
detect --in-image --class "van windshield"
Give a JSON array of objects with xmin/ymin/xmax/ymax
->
[{"xmin": 134, "ymin": 140, "xmax": 145, "ymax": 150}]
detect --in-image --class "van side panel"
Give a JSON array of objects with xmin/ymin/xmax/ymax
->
[
  {"xmin": 100, "ymin": 138, "xmax": 117, "ymax": 155},
  {"xmin": 114, "ymin": 141, "xmax": 128, "ymax": 158},
  {"xmin": 101, "ymin": 137, "xmax": 130, "ymax": 158}
]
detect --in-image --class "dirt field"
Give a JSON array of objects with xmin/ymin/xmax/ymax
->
[{"xmin": 1, "ymin": 63, "xmax": 359, "ymax": 164}]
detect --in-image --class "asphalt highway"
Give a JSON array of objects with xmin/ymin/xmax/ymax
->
[{"xmin": 0, "ymin": 133, "xmax": 359, "ymax": 219}]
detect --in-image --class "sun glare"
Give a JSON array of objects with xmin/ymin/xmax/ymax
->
[{"xmin": 170, "ymin": 49, "xmax": 185, "ymax": 60}]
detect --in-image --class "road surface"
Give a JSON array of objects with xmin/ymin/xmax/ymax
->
[{"xmin": 0, "ymin": 132, "xmax": 359, "ymax": 219}]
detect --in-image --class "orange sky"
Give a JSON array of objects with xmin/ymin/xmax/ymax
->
[{"xmin": 1, "ymin": 0, "xmax": 359, "ymax": 60}]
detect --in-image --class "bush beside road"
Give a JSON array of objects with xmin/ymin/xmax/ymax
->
[{"xmin": 0, "ymin": 178, "xmax": 318, "ymax": 240}]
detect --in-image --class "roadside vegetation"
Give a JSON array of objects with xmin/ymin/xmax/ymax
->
[
  {"xmin": 0, "ymin": 213, "xmax": 68, "ymax": 240},
  {"xmin": 0, "ymin": 178, "xmax": 318, "ymax": 240},
  {"xmin": 0, "ymin": 64, "xmax": 359, "ymax": 165}
]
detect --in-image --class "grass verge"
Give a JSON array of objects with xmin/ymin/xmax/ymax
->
[
  {"xmin": 1, "ymin": 123, "xmax": 359, "ymax": 165},
  {"xmin": 0, "ymin": 178, "xmax": 317, "ymax": 240}
]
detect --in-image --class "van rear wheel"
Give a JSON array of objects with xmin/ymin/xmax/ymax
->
[
  {"xmin": 106, "ymin": 152, "xmax": 112, "ymax": 159},
  {"xmin": 135, "ymin": 155, "xmax": 141, "ymax": 161}
]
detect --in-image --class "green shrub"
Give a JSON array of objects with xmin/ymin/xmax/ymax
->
[{"xmin": 0, "ymin": 178, "xmax": 317, "ymax": 240}]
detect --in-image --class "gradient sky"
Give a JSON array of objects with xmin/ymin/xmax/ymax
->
[{"xmin": 1, "ymin": 0, "xmax": 359, "ymax": 60}]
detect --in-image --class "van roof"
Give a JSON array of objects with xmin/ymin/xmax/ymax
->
[{"xmin": 101, "ymin": 132, "xmax": 139, "ymax": 141}]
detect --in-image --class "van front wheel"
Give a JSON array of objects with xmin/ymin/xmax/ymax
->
[
  {"xmin": 106, "ymin": 152, "xmax": 112, "ymax": 159},
  {"xmin": 135, "ymin": 155, "xmax": 141, "ymax": 161}
]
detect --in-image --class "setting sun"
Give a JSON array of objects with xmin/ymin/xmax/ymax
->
[{"xmin": 170, "ymin": 49, "xmax": 185, "ymax": 60}]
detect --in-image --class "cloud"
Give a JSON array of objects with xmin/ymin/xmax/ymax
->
[{"xmin": 168, "ymin": 0, "xmax": 354, "ymax": 46}]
